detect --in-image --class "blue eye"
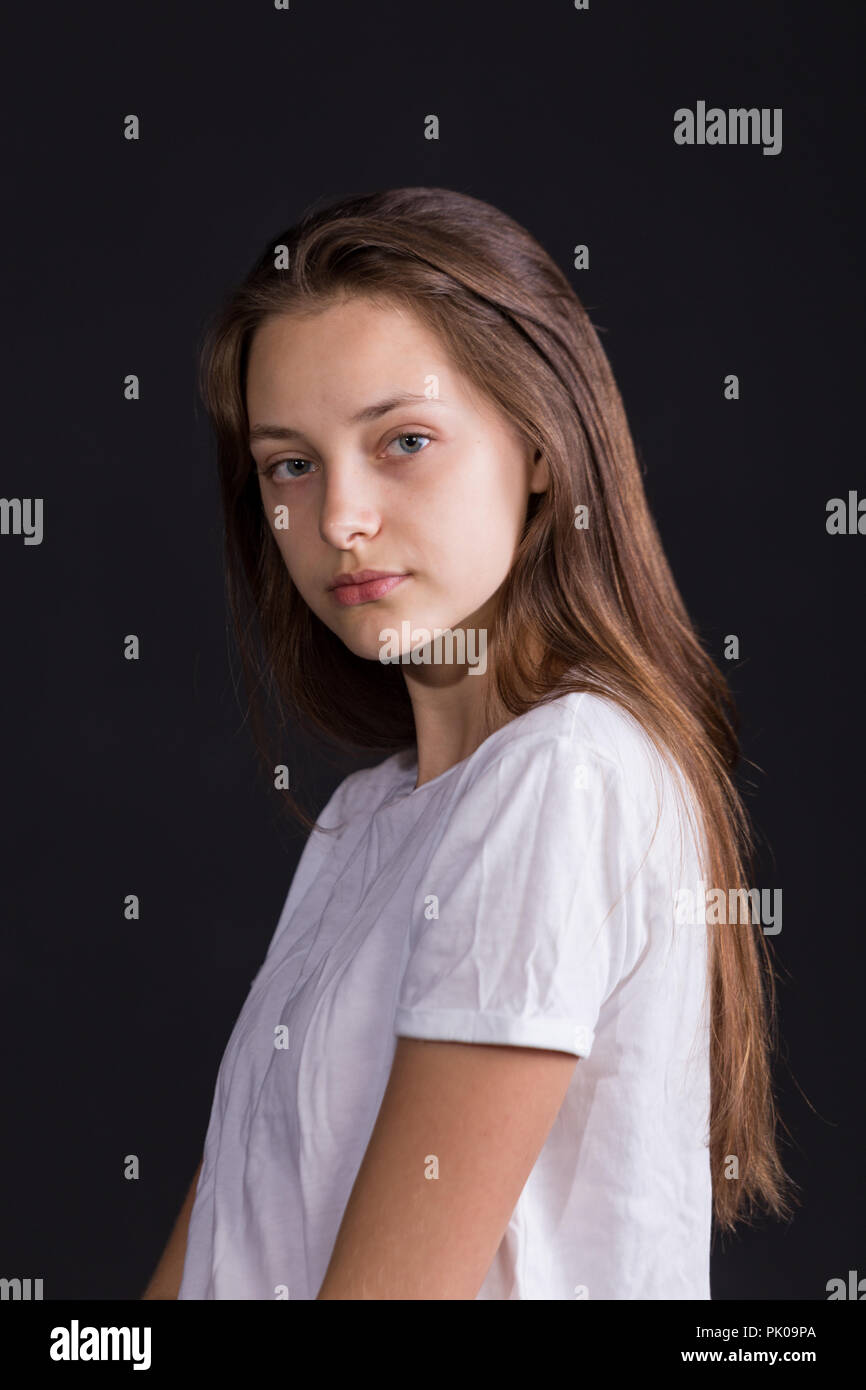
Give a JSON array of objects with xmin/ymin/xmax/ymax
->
[
  {"xmin": 261, "ymin": 432, "xmax": 432, "ymax": 482},
  {"xmin": 386, "ymin": 432, "xmax": 432, "ymax": 456},
  {"xmin": 263, "ymin": 457, "xmax": 315, "ymax": 481}
]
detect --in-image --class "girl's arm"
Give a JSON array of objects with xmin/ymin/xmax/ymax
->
[
  {"xmin": 316, "ymin": 1038, "xmax": 577, "ymax": 1299},
  {"xmin": 140, "ymin": 1159, "xmax": 203, "ymax": 1299}
]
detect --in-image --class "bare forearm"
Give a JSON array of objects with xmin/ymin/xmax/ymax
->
[{"xmin": 141, "ymin": 1159, "xmax": 203, "ymax": 1300}]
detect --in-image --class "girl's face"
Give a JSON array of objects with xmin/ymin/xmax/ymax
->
[{"xmin": 246, "ymin": 295, "xmax": 548, "ymax": 668}]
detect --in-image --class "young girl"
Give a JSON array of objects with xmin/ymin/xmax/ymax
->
[{"xmin": 147, "ymin": 187, "xmax": 795, "ymax": 1301}]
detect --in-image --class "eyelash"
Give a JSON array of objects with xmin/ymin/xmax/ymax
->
[{"xmin": 261, "ymin": 431, "xmax": 434, "ymax": 482}]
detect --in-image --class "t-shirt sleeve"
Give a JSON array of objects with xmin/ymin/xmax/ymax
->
[{"xmin": 394, "ymin": 732, "xmax": 656, "ymax": 1058}]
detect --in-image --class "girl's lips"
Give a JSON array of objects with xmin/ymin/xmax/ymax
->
[{"xmin": 330, "ymin": 574, "xmax": 409, "ymax": 606}]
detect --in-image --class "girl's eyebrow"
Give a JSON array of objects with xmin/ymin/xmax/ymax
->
[{"xmin": 248, "ymin": 392, "xmax": 448, "ymax": 444}]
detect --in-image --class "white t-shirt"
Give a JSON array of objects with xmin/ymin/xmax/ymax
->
[{"xmin": 178, "ymin": 690, "xmax": 712, "ymax": 1301}]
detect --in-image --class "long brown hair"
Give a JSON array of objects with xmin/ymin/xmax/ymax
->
[{"xmin": 197, "ymin": 186, "xmax": 797, "ymax": 1236}]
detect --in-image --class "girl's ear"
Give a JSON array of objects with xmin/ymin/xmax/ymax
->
[{"xmin": 529, "ymin": 448, "xmax": 550, "ymax": 495}]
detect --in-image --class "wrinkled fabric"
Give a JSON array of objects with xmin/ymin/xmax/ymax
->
[{"xmin": 178, "ymin": 691, "xmax": 712, "ymax": 1301}]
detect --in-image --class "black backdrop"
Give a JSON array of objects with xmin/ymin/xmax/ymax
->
[{"xmin": 1, "ymin": 0, "xmax": 862, "ymax": 1302}]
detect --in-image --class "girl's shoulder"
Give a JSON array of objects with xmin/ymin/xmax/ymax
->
[
  {"xmin": 312, "ymin": 690, "xmax": 686, "ymax": 834},
  {"xmin": 482, "ymin": 690, "xmax": 669, "ymax": 788},
  {"xmin": 463, "ymin": 690, "xmax": 699, "ymax": 851}
]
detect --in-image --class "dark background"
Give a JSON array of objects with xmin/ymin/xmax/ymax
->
[{"xmin": 0, "ymin": 0, "xmax": 862, "ymax": 1301}]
